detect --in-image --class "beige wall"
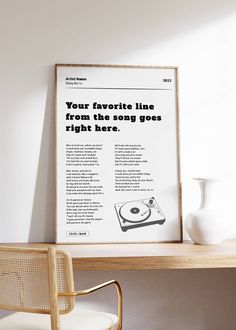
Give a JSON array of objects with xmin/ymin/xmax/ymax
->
[{"xmin": 1, "ymin": 0, "xmax": 236, "ymax": 328}]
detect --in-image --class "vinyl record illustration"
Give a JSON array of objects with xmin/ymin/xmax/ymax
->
[
  {"xmin": 119, "ymin": 202, "xmax": 151, "ymax": 223},
  {"xmin": 115, "ymin": 197, "xmax": 166, "ymax": 232}
]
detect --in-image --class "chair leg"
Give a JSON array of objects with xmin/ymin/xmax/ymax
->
[{"xmin": 48, "ymin": 247, "xmax": 61, "ymax": 330}]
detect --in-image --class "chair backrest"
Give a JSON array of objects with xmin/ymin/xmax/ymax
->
[{"xmin": 0, "ymin": 246, "xmax": 75, "ymax": 315}]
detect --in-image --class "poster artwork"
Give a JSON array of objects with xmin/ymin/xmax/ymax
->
[{"xmin": 56, "ymin": 64, "xmax": 182, "ymax": 243}]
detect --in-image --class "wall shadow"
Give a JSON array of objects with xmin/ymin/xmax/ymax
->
[
  {"xmin": 58, "ymin": 0, "xmax": 236, "ymax": 61},
  {"xmin": 29, "ymin": 66, "xmax": 55, "ymax": 242}
]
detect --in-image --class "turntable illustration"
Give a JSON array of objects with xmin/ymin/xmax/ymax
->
[{"xmin": 115, "ymin": 197, "xmax": 166, "ymax": 232}]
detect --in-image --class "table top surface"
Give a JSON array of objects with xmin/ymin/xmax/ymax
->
[{"xmin": 1, "ymin": 240, "xmax": 236, "ymax": 270}]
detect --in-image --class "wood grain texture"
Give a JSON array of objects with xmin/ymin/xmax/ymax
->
[{"xmin": 2, "ymin": 241, "xmax": 236, "ymax": 270}]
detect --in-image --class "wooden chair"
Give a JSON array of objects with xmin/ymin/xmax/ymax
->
[{"xmin": 0, "ymin": 246, "xmax": 122, "ymax": 330}]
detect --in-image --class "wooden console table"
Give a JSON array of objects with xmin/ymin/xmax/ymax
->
[{"xmin": 2, "ymin": 240, "xmax": 236, "ymax": 270}]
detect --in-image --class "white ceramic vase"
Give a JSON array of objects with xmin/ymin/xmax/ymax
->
[{"xmin": 185, "ymin": 178, "xmax": 223, "ymax": 245}]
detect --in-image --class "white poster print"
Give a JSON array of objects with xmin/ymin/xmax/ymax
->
[{"xmin": 56, "ymin": 65, "xmax": 182, "ymax": 243}]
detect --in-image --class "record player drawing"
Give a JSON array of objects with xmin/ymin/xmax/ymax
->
[{"xmin": 115, "ymin": 197, "xmax": 166, "ymax": 232}]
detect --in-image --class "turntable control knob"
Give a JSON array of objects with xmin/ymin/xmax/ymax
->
[{"xmin": 148, "ymin": 198, "xmax": 154, "ymax": 205}]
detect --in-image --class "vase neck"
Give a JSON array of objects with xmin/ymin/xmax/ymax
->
[{"xmin": 197, "ymin": 179, "xmax": 217, "ymax": 209}]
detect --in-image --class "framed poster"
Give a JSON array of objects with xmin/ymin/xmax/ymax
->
[{"xmin": 55, "ymin": 64, "xmax": 182, "ymax": 244}]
